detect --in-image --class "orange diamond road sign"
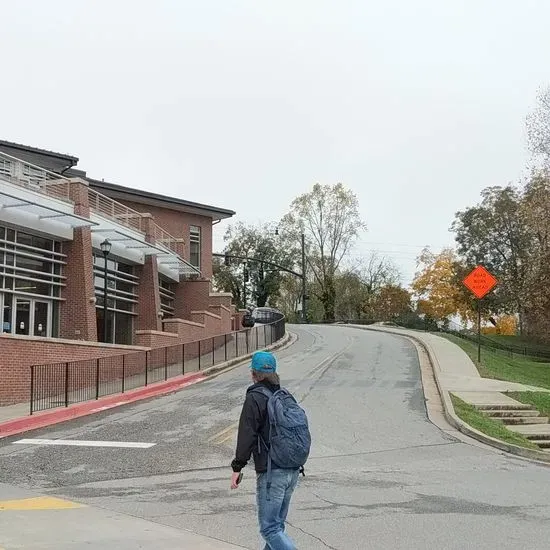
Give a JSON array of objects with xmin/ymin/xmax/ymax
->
[{"xmin": 463, "ymin": 265, "xmax": 498, "ymax": 299}]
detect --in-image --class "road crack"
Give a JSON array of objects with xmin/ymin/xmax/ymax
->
[{"xmin": 287, "ymin": 520, "xmax": 339, "ymax": 549}]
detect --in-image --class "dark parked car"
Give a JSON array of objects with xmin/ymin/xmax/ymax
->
[{"xmin": 241, "ymin": 311, "xmax": 255, "ymax": 328}]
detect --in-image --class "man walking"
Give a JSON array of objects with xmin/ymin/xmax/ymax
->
[{"xmin": 230, "ymin": 350, "xmax": 310, "ymax": 549}]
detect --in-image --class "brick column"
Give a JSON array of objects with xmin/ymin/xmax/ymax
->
[
  {"xmin": 136, "ymin": 255, "xmax": 162, "ymax": 332},
  {"xmin": 173, "ymin": 278, "xmax": 211, "ymax": 320},
  {"xmin": 141, "ymin": 213, "xmax": 156, "ymax": 244},
  {"xmin": 59, "ymin": 179, "xmax": 97, "ymax": 340}
]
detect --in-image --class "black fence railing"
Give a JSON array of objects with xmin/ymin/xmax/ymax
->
[
  {"xmin": 30, "ymin": 317, "xmax": 286, "ymax": 415},
  {"xmin": 327, "ymin": 317, "xmax": 550, "ymax": 362},
  {"xmin": 436, "ymin": 327, "xmax": 550, "ymax": 362}
]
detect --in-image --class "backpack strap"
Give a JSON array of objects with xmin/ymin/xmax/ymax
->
[
  {"xmin": 250, "ymin": 386, "xmax": 274, "ymax": 454},
  {"xmin": 249, "ymin": 385, "xmax": 276, "ymax": 500}
]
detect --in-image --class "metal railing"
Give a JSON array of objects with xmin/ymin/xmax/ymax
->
[
  {"xmin": 0, "ymin": 150, "xmax": 73, "ymax": 202},
  {"xmin": 29, "ymin": 317, "xmax": 286, "ymax": 414},
  {"xmin": 87, "ymin": 188, "xmax": 190, "ymax": 263},
  {"xmin": 1, "ymin": 151, "xmax": 189, "ymax": 263},
  {"xmin": 329, "ymin": 317, "xmax": 550, "ymax": 362},
  {"xmin": 87, "ymin": 186, "xmax": 145, "ymax": 233},
  {"xmin": 152, "ymin": 223, "xmax": 185, "ymax": 257},
  {"xmin": 437, "ymin": 326, "xmax": 550, "ymax": 362}
]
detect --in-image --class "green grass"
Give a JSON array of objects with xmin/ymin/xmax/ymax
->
[
  {"xmin": 483, "ymin": 334, "xmax": 550, "ymax": 354},
  {"xmin": 507, "ymin": 392, "xmax": 550, "ymax": 417},
  {"xmin": 440, "ymin": 334, "xmax": 550, "ymax": 390},
  {"xmin": 450, "ymin": 394, "xmax": 538, "ymax": 449}
]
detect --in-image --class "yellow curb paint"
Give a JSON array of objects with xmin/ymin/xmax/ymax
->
[
  {"xmin": 0, "ymin": 496, "xmax": 84, "ymax": 511},
  {"xmin": 217, "ymin": 431, "xmax": 236, "ymax": 444},
  {"xmin": 208, "ymin": 423, "xmax": 238, "ymax": 444}
]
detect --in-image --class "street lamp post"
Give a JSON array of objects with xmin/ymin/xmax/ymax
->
[{"xmin": 100, "ymin": 239, "xmax": 112, "ymax": 343}]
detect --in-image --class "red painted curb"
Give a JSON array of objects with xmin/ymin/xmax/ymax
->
[
  {"xmin": 0, "ymin": 371, "xmax": 206, "ymax": 439},
  {"xmin": 0, "ymin": 332, "xmax": 292, "ymax": 441}
]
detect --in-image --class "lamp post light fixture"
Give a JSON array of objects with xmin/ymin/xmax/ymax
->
[{"xmin": 100, "ymin": 239, "xmax": 112, "ymax": 343}]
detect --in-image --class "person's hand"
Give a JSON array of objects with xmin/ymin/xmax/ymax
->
[{"xmin": 231, "ymin": 472, "xmax": 242, "ymax": 489}]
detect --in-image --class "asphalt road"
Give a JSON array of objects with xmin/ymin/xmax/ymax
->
[{"xmin": 2, "ymin": 324, "xmax": 550, "ymax": 549}]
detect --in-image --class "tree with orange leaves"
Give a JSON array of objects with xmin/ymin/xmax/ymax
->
[{"xmin": 411, "ymin": 247, "xmax": 475, "ymax": 324}]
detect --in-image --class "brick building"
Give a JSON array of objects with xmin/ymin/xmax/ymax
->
[{"xmin": 0, "ymin": 140, "xmax": 239, "ymax": 404}]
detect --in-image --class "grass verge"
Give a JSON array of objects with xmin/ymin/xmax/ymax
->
[
  {"xmin": 483, "ymin": 334, "xmax": 550, "ymax": 355},
  {"xmin": 450, "ymin": 394, "xmax": 538, "ymax": 450},
  {"xmin": 440, "ymin": 334, "xmax": 550, "ymax": 390},
  {"xmin": 507, "ymin": 392, "xmax": 550, "ymax": 418}
]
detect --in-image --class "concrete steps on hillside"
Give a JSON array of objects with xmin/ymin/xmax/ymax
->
[
  {"xmin": 499, "ymin": 416, "xmax": 549, "ymax": 425},
  {"xmin": 479, "ymin": 405, "xmax": 548, "ymax": 425},
  {"xmin": 453, "ymin": 391, "xmax": 550, "ymax": 451},
  {"xmin": 476, "ymin": 404, "xmax": 535, "ymax": 411},
  {"xmin": 480, "ymin": 409, "xmax": 541, "ymax": 417},
  {"xmin": 506, "ymin": 423, "xmax": 550, "ymax": 451}
]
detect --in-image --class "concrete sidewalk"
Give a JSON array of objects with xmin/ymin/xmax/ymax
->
[
  {"xmin": 352, "ymin": 324, "xmax": 550, "ymax": 394},
  {"xmin": 0, "ymin": 482, "xmax": 245, "ymax": 549},
  {"xmin": 348, "ymin": 324, "xmax": 550, "ymax": 462}
]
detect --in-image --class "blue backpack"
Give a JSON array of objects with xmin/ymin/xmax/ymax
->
[{"xmin": 252, "ymin": 386, "xmax": 311, "ymax": 492}]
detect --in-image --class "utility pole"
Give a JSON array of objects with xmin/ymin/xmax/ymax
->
[{"xmin": 242, "ymin": 261, "xmax": 248, "ymax": 309}]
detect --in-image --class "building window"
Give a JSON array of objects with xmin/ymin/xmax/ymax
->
[
  {"xmin": 0, "ymin": 225, "xmax": 64, "ymax": 337},
  {"xmin": 190, "ymin": 225, "xmax": 201, "ymax": 268},
  {"xmin": 0, "ymin": 158, "xmax": 12, "ymax": 179},
  {"xmin": 93, "ymin": 255, "xmax": 138, "ymax": 345},
  {"xmin": 159, "ymin": 277, "xmax": 175, "ymax": 319}
]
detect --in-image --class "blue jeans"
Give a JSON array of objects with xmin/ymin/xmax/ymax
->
[{"xmin": 256, "ymin": 468, "xmax": 300, "ymax": 550}]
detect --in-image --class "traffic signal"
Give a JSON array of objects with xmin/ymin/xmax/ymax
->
[
  {"xmin": 224, "ymin": 254, "xmax": 230, "ymax": 266},
  {"xmin": 243, "ymin": 267, "xmax": 249, "ymax": 282}
]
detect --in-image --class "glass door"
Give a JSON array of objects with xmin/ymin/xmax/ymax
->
[
  {"xmin": 2, "ymin": 294, "xmax": 13, "ymax": 333},
  {"xmin": 34, "ymin": 300, "xmax": 50, "ymax": 338},
  {"xmin": 15, "ymin": 298, "xmax": 31, "ymax": 335}
]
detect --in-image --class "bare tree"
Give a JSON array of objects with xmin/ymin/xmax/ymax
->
[
  {"xmin": 527, "ymin": 86, "xmax": 550, "ymax": 167},
  {"xmin": 281, "ymin": 183, "xmax": 366, "ymax": 321}
]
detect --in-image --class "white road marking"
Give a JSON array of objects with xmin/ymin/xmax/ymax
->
[{"xmin": 13, "ymin": 439, "xmax": 156, "ymax": 449}]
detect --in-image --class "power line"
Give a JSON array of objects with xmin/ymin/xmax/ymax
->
[{"xmin": 353, "ymin": 239, "xmax": 455, "ymax": 249}]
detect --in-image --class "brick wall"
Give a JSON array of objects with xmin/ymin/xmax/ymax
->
[
  {"xmin": 162, "ymin": 318, "xmax": 207, "ymax": 343},
  {"xmin": 208, "ymin": 304, "xmax": 232, "ymax": 334},
  {"xmin": 134, "ymin": 330, "xmax": 180, "ymax": 348},
  {"xmin": 209, "ymin": 292, "xmax": 233, "ymax": 310},
  {"xmin": 0, "ymin": 334, "xmax": 145, "ymax": 405},
  {"xmin": 191, "ymin": 310, "xmax": 221, "ymax": 335},
  {"xmin": 115, "ymin": 201, "xmax": 214, "ymax": 278},
  {"xmin": 174, "ymin": 279, "xmax": 211, "ymax": 320}
]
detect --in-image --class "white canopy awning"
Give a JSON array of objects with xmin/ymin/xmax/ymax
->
[{"xmin": 0, "ymin": 187, "xmax": 95, "ymax": 229}]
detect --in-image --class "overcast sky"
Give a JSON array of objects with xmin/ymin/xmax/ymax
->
[{"xmin": 2, "ymin": 0, "xmax": 549, "ymax": 284}]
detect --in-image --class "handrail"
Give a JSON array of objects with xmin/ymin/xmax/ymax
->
[
  {"xmin": 87, "ymin": 186, "xmax": 145, "ymax": 234},
  {"xmin": 1, "ymin": 151, "xmax": 188, "ymax": 261},
  {"xmin": 0, "ymin": 150, "xmax": 72, "ymax": 202},
  {"xmin": 29, "ymin": 317, "xmax": 286, "ymax": 414}
]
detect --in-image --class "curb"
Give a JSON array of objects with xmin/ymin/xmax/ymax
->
[
  {"xmin": 0, "ymin": 331, "xmax": 294, "ymax": 440},
  {"xmin": 342, "ymin": 324, "xmax": 550, "ymax": 465}
]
